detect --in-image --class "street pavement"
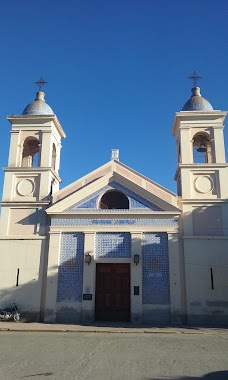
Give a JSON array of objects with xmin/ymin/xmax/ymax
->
[{"xmin": 0, "ymin": 324, "xmax": 227, "ymax": 380}]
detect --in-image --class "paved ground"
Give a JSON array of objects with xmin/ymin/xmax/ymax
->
[{"xmin": 0, "ymin": 326, "xmax": 227, "ymax": 380}]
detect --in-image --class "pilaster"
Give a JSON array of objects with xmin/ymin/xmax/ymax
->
[
  {"xmin": 44, "ymin": 232, "xmax": 61, "ymax": 323},
  {"xmin": 168, "ymin": 232, "xmax": 183, "ymax": 324},
  {"xmin": 81, "ymin": 232, "xmax": 95, "ymax": 323},
  {"xmin": 213, "ymin": 127, "xmax": 226, "ymax": 163},
  {"xmin": 131, "ymin": 232, "xmax": 143, "ymax": 323},
  {"xmin": 8, "ymin": 131, "xmax": 20, "ymax": 167}
]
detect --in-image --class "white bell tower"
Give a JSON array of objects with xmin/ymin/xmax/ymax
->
[
  {"xmin": 172, "ymin": 80, "xmax": 228, "ymax": 325},
  {"xmin": 173, "ymin": 72, "xmax": 228, "ymax": 205},
  {"xmin": 0, "ymin": 82, "xmax": 66, "ymax": 236},
  {"xmin": 173, "ymin": 93, "xmax": 227, "ymax": 196},
  {"xmin": 173, "ymin": 84, "xmax": 228, "ymax": 236}
]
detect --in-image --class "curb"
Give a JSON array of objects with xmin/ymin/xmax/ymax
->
[{"xmin": 0, "ymin": 323, "xmax": 227, "ymax": 335}]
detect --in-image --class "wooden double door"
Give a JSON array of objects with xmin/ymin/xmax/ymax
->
[{"xmin": 95, "ymin": 263, "xmax": 130, "ymax": 321}]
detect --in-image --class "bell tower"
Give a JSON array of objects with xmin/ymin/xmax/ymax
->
[
  {"xmin": 172, "ymin": 79, "xmax": 228, "ymax": 325},
  {"xmin": 173, "ymin": 82, "xmax": 228, "ymax": 237},
  {"xmin": 0, "ymin": 81, "xmax": 66, "ymax": 236},
  {"xmin": 173, "ymin": 86, "xmax": 227, "ymax": 199}
]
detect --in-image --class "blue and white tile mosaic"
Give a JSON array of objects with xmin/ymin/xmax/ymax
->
[
  {"xmin": 142, "ymin": 233, "xmax": 170, "ymax": 305},
  {"xmin": 52, "ymin": 218, "xmax": 177, "ymax": 227},
  {"xmin": 66, "ymin": 181, "xmax": 162, "ymax": 211},
  {"xmin": 96, "ymin": 232, "xmax": 131, "ymax": 258},
  {"xmin": 57, "ymin": 233, "xmax": 84, "ymax": 303}
]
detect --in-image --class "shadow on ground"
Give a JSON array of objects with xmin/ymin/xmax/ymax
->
[
  {"xmin": 147, "ymin": 371, "xmax": 228, "ymax": 380},
  {"xmin": 82, "ymin": 321, "xmax": 228, "ymax": 330}
]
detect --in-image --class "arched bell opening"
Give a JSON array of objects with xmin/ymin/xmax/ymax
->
[
  {"xmin": 192, "ymin": 133, "xmax": 212, "ymax": 163},
  {"xmin": 99, "ymin": 190, "xmax": 129, "ymax": 209},
  {"xmin": 51, "ymin": 143, "xmax": 57, "ymax": 170},
  {"xmin": 21, "ymin": 137, "xmax": 40, "ymax": 167}
]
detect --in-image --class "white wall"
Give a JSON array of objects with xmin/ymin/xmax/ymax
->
[
  {"xmin": 0, "ymin": 238, "xmax": 48, "ymax": 321},
  {"xmin": 184, "ymin": 238, "xmax": 228, "ymax": 325}
]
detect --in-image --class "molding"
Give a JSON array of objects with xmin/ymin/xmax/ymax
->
[
  {"xmin": 179, "ymin": 199, "xmax": 228, "ymax": 204},
  {"xmin": 0, "ymin": 235, "xmax": 47, "ymax": 240},
  {"xmin": 177, "ymin": 164, "xmax": 228, "ymax": 169},
  {"xmin": 49, "ymin": 226, "xmax": 179, "ymax": 233},
  {"xmin": 0, "ymin": 201, "xmax": 50, "ymax": 207},
  {"xmin": 51, "ymin": 217, "xmax": 178, "ymax": 227},
  {"xmin": 7, "ymin": 115, "xmax": 66, "ymax": 138},
  {"xmin": 174, "ymin": 164, "xmax": 228, "ymax": 180},
  {"xmin": 3, "ymin": 167, "xmax": 62, "ymax": 182},
  {"xmin": 47, "ymin": 211, "xmax": 181, "ymax": 216},
  {"xmin": 172, "ymin": 111, "xmax": 227, "ymax": 136},
  {"xmin": 182, "ymin": 235, "xmax": 228, "ymax": 240}
]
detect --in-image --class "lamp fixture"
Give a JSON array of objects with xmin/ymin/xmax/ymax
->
[
  {"xmin": 134, "ymin": 254, "xmax": 140, "ymax": 266},
  {"xmin": 85, "ymin": 253, "xmax": 91, "ymax": 265}
]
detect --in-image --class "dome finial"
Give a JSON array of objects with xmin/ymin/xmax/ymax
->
[
  {"xmin": 34, "ymin": 76, "xmax": 47, "ymax": 91},
  {"xmin": 187, "ymin": 70, "xmax": 202, "ymax": 87},
  {"xmin": 22, "ymin": 77, "xmax": 54, "ymax": 115}
]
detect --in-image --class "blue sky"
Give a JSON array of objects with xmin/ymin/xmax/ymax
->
[{"xmin": 0, "ymin": 0, "xmax": 228, "ymax": 196}]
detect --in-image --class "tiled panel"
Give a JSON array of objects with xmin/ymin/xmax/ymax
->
[
  {"xmin": 52, "ymin": 218, "xmax": 177, "ymax": 227},
  {"xmin": 66, "ymin": 181, "xmax": 162, "ymax": 211},
  {"xmin": 96, "ymin": 232, "xmax": 131, "ymax": 258},
  {"xmin": 57, "ymin": 233, "xmax": 84, "ymax": 303},
  {"xmin": 77, "ymin": 195, "xmax": 99, "ymax": 209},
  {"xmin": 142, "ymin": 233, "xmax": 170, "ymax": 305}
]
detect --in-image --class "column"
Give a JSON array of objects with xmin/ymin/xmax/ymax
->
[
  {"xmin": 180, "ymin": 127, "xmax": 191, "ymax": 164},
  {"xmin": 168, "ymin": 232, "xmax": 183, "ymax": 325},
  {"xmin": 213, "ymin": 127, "xmax": 226, "ymax": 163},
  {"xmin": 40, "ymin": 131, "xmax": 52, "ymax": 167},
  {"xmin": 82, "ymin": 232, "xmax": 95, "ymax": 323},
  {"xmin": 44, "ymin": 232, "xmax": 61, "ymax": 323},
  {"xmin": 131, "ymin": 232, "xmax": 142, "ymax": 323},
  {"xmin": 8, "ymin": 130, "xmax": 20, "ymax": 166}
]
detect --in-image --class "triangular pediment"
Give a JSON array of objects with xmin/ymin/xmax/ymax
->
[{"xmin": 47, "ymin": 160, "xmax": 180, "ymax": 214}]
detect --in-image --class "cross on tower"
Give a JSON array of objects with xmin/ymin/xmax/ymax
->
[
  {"xmin": 187, "ymin": 71, "xmax": 202, "ymax": 87},
  {"xmin": 34, "ymin": 76, "xmax": 47, "ymax": 91}
]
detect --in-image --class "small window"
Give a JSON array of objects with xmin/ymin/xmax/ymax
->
[
  {"xmin": 21, "ymin": 137, "xmax": 40, "ymax": 167},
  {"xmin": 52, "ymin": 143, "xmax": 57, "ymax": 170},
  {"xmin": 178, "ymin": 143, "xmax": 182, "ymax": 163},
  {"xmin": 99, "ymin": 190, "xmax": 129, "ymax": 209}
]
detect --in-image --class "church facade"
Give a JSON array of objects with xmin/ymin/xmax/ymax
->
[{"xmin": 0, "ymin": 85, "xmax": 228, "ymax": 326}]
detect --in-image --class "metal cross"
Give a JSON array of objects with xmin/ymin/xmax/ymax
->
[
  {"xmin": 34, "ymin": 76, "xmax": 47, "ymax": 91},
  {"xmin": 187, "ymin": 71, "xmax": 202, "ymax": 87}
]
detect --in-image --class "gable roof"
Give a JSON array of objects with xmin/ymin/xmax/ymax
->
[{"xmin": 47, "ymin": 160, "xmax": 180, "ymax": 214}]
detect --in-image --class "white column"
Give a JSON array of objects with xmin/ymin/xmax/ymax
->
[
  {"xmin": 168, "ymin": 232, "xmax": 183, "ymax": 325},
  {"xmin": 40, "ymin": 131, "xmax": 52, "ymax": 167},
  {"xmin": 213, "ymin": 127, "xmax": 226, "ymax": 163},
  {"xmin": 131, "ymin": 233, "xmax": 142, "ymax": 323},
  {"xmin": 82, "ymin": 233, "xmax": 95, "ymax": 323},
  {"xmin": 180, "ymin": 127, "xmax": 192, "ymax": 164},
  {"xmin": 8, "ymin": 131, "xmax": 20, "ymax": 167},
  {"xmin": 44, "ymin": 232, "xmax": 61, "ymax": 323}
]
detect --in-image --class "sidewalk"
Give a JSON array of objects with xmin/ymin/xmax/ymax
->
[{"xmin": 0, "ymin": 321, "xmax": 227, "ymax": 334}]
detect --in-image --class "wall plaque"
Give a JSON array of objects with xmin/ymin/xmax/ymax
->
[
  {"xmin": 134, "ymin": 286, "xmax": 140, "ymax": 295},
  {"xmin": 83, "ymin": 294, "xmax": 92, "ymax": 301}
]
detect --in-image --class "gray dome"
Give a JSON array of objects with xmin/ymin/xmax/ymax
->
[
  {"xmin": 22, "ymin": 91, "xmax": 54, "ymax": 115},
  {"xmin": 182, "ymin": 87, "xmax": 213, "ymax": 111}
]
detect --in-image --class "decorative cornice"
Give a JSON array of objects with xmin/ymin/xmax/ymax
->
[
  {"xmin": 0, "ymin": 201, "xmax": 50, "ymax": 207},
  {"xmin": 7, "ymin": 115, "xmax": 66, "ymax": 138}
]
